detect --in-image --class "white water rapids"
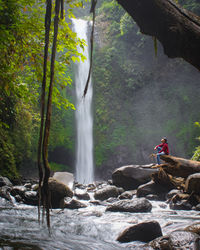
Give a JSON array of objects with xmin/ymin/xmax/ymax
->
[
  {"xmin": 73, "ymin": 19, "xmax": 94, "ymax": 184},
  {"xmin": 1, "ymin": 197, "xmax": 200, "ymax": 249}
]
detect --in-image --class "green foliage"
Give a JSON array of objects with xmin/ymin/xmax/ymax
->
[
  {"xmin": 0, "ymin": 127, "xmax": 19, "ymax": 180},
  {"xmin": 92, "ymin": 0, "xmax": 200, "ymax": 169},
  {"xmin": 0, "ymin": 0, "xmax": 88, "ymax": 178},
  {"xmin": 50, "ymin": 162, "xmax": 71, "ymax": 172}
]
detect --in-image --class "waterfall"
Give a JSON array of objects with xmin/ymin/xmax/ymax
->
[{"xmin": 72, "ymin": 19, "xmax": 94, "ymax": 184}]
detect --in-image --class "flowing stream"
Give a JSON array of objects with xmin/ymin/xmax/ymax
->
[
  {"xmin": 73, "ymin": 19, "xmax": 94, "ymax": 185},
  {"xmin": 0, "ymin": 197, "xmax": 200, "ymax": 249}
]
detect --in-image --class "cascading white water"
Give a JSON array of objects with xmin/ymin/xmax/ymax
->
[{"xmin": 73, "ymin": 19, "xmax": 94, "ymax": 184}]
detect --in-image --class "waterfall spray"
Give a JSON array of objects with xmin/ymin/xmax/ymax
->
[{"xmin": 73, "ymin": 19, "xmax": 94, "ymax": 184}]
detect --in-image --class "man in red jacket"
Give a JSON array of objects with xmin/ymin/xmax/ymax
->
[{"xmin": 154, "ymin": 137, "xmax": 169, "ymax": 165}]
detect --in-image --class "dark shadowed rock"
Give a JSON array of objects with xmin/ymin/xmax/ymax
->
[
  {"xmin": 137, "ymin": 181, "xmax": 170, "ymax": 200},
  {"xmin": 0, "ymin": 176, "xmax": 13, "ymax": 187},
  {"xmin": 0, "ymin": 186, "xmax": 12, "ymax": 201},
  {"xmin": 195, "ymin": 204, "xmax": 200, "ymax": 211},
  {"xmin": 49, "ymin": 178, "xmax": 73, "ymax": 209},
  {"xmin": 117, "ymin": 220, "xmax": 162, "ymax": 243},
  {"xmin": 23, "ymin": 191, "xmax": 38, "ymax": 206},
  {"xmin": 169, "ymin": 200, "xmax": 192, "ymax": 210},
  {"xmin": 112, "ymin": 165, "xmax": 158, "ymax": 190},
  {"xmin": 94, "ymin": 185, "xmax": 122, "ymax": 201},
  {"xmin": 10, "ymin": 186, "xmax": 27, "ymax": 197},
  {"xmin": 148, "ymin": 231, "xmax": 200, "ymax": 249},
  {"xmin": 166, "ymin": 189, "xmax": 182, "ymax": 200},
  {"xmin": 64, "ymin": 199, "xmax": 87, "ymax": 209},
  {"xmin": 24, "ymin": 183, "xmax": 32, "ymax": 189},
  {"xmin": 185, "ymin": 173, "xmax": 200, "ymax": 195},
  {"xmin": 106, "ymin": 198, "xmax": 152, "ymax": 213}
]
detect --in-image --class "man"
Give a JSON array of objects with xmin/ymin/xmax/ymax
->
[{"xmin": 154, "ymin": 137, "xmax": 169, "ymax": 165}]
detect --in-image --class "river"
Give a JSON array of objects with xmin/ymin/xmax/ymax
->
[{"xmin": 0, "ymin": 197, "xmax": 200, "ymax": 249}]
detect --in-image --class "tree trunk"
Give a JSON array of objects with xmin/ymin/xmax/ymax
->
[
  {"xmin": 160, "ymin": 155, "xmax": 200, "ymax": 178},
  {"xmin": 37, "ymin": 0, "xmax": 52, "ymax": 223},
  {"xmin": 117, "ymin": 0, "xmax": 200, "ymax": 71},
  {"xmin": 42, "ymin": 0, "xmax": 60, "ymax": 230}
]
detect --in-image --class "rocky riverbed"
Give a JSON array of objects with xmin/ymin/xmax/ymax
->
[{"xmin": 0, "ymin": 164, "xmax": 200, "ymax": 249}]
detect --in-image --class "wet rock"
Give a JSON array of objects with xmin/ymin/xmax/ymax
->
[
  {"xmin": 75, "ymin": 183, "xmax": 87, "ymax": 189},
  {"xmin": 64, "ymin": 199, "xmax": 87, "ymax": 209},
  {"xmin": 166, "ymin": 189, "xmax": 182, "ymax": 200},
  {"xmin": 185, "ymin": 173, "xmax": 200, "ymax": 194},
  {"xmin": 74, "ymin": 190, "xmax": 90, "ymax": 200},
  {"xmin": 23, "ymin": 191, "xmax": 38, "ymax": 206},
  {"xmin": 146, "ymin": 194, "xmax": 159, "ymax": 201},
  {"xmin": 117, "ymin": 220, "xmax": 162, "ymax": 243},
  {"xmin": 89, "ymin": 200, "xmax": 103, "ymax": 206},
  {"xmin": 15, "ymin": 194, "xmax": 23, "ymax": 203},
  {"xmin": 148, "ymin": 231, "xmax": 200, "ymax": 249},
  {"xmin": 106, "ymin": 198, "xmax": 152, "ymax": 213},
  {"xmin": 49, "ymin": 178, "xmax": 73, "ymax": 209},
  {"xmin": 117, "ymin": 187, "xmax": 125, "ymax": 194},
  {"xmin": 169, "ymin": 199, "xmax": 192, "ymax": 210},
  {"xmin": 24, "ymin": 183, "xmax": 32, "ymax": 189},
  {"xmin": 31, "ymin": 184, "xmax": 39, "ymax": 191},
  {"xmin": 87, "ymin": 183, "xmax": 96, "ymax": 191},
  {"xmin": 53, "ymin": 172, "xmax": 74, "ymax": 190},
  {"xmin": 10, "ymin": 186, "xmax": 27, "ymax": 197},
  {"xmin": 107, "ymin": 179, "xmax": 113, "ymax": 185},
  {"xmin": 0, "ymin": 186, "xmax": 12, "ymax": 201},
  {"xmin": 112, "ymin": 164, "xmax": 157, "ymax": 190},
  {"xmin": 0, "ymin": 176, "xmax": 13, "ymax": 187},
  {"xmin": 137, "ymin": 181, "xmax": 169, "ymax": 200},
  {"xmin": 94, "ymin": 185, "xmax": 121, "ymax": 201},
  {"xmin": 106, "ymin": 197, "xmax": 119, "ymax": 203},
  {"xmin": 185, "ymin": 223, "xmax": 200, "ymax": 236},
  {"xmin": 119, "ymin": 191, "xmax": 135, "ymax": 200},
  {"xmin": 195, "ymin": 204, "xmax": 200, "ymax": 211}
]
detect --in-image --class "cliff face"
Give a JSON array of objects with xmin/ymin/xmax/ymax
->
[
  {"xmin": 92, "ymin": 1, "xmax": 200, "ymax": 179},
  {"xmin": 117, "ymin": 0, "xmax": 200, "ymax": 71}
]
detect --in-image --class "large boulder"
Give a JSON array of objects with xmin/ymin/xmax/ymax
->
[
  {"xmin": 137, "ymin": 181, "xmax": 170, "ymax": 200},
  {"xmin": 94, "ymin": 185, "xmax": 123, "ymax": 201},
  {"xmin": 185, "ymin": 173, "xmax": 200, "ymax": 195},
  {"xmin": 48, "ymin": 178, "xmax": 73, "ymax": 208},
  {"xmin": 117, "ymin": 221, "xmax": 162, "ymax": 243},
  {"xmin": 106, "ymin": 198, "xmax": 152, "ymax": 213},
  {"xmin": 112, "ymin": 164, "xmax": 157, "ymax": 190},
  {"xmin": 52, "ymin": 172, "xmax": 74, "ymax": 190},
  {"xmin": 148, "ymin": 231, "xmax": 200, "ymax": 249}
]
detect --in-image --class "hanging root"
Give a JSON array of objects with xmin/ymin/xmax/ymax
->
[
  {"xmin": 83, "ymin": 0, "xmax": 97, "ymax": 97},
  {"xmin": 37, "ymin": 0, "xmax": 52, "ymax": 223}
]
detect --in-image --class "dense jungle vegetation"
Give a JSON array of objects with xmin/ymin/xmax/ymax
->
[{"xmin": 1, "ymin": 0, "xmax": 200, "ymax": 181}]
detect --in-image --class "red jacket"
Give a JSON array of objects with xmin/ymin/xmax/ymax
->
[{"xmin": 155, "ymin": 143, "xmax": 169, "ymax": 155}]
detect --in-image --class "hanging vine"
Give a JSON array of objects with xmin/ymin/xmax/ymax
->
[
  {"xmin": 37, "ymin": 0, "xmax": 52, "ymax": 224},
  {"xmin": 83, "ymin": 0, "xmax": 97, "ymax": 97},
  {"xmin": 38, "ymin": 0, "xmax": 64, "ymax": 230}
]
